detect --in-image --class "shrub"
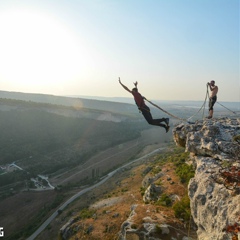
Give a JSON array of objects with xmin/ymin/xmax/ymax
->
[
  {"xmin": 166, "ymin": 151, "xmax": 195, "ymax": 184},
  {"xmin": 172, "ymin": 195, "xmax": 191, "ymax": 221},
  {"xmin": 155, "ymin": 224, "xmax": 162, "ymax": 234},
  {"xmin": 79, "ymin": 208, "xmax": 95, "ymax": 219},
  {"xmin": 156, "ymin": 193, "xmax": 172, "ymax": 206},
  {"xmin": 140, "ymin": 186, "xmax": 146, "ymax": 196},
  {"xmin": 175, "ymin": 163, "xmax": 195, "ymax": 184},
  {"xmin": 233, "ymin": 135, "xmax": 240, "ymax": 143},
  {"xmin": 151, "ymin": 167, "xmax": 162, "ymax": 175}
]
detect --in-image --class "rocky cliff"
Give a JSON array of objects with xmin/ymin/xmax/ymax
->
[
  {"xmin": 58, "ymin": 118, "xmax": 239, "ymax": 240},
  {"xmin": 173, "ymin": 118, "xmax": 240, "ymax": 240}
]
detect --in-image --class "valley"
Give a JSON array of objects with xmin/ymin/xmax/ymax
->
[
  {"xmin": 0, "ymin": 91, "xmax": 238, "ymax": 240},
  {"xmin": 0, "ymin": 94, "xmax": 171, "ymax": 239}
]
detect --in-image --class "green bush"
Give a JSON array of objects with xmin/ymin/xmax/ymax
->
[
  {"xmin": 172, "ymin": 195, "xmax": 191, "ymax": 221},
  {"xmin": 151, "ymin": 167, "xmax": 162, "ymax": 175},
  {"xmin": 233, "ymin": 135, "xmax": 240, "ymax": 143},
  {"xmin": 79, "ymin": 208, "xmax": 95, "ymax": 219},
  {"xmin": 175, "ymin": 163, "xmax": 195, "ymax": 184},
  {"xmin": 155, "ymin": 224, "xmax": 162, "ymax": 234},
  {"xmin": 140, "ymin": 186, "xmax": 146, "ymax": 196},
  {"xmin": 167, "ymin": 151, "xmax": 195, "ymax": 184},
  {"xmin": 156, "ymin": 193, "xmax": 172, "ymax": 206}
]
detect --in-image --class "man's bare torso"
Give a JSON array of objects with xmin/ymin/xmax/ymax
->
[{"xmin": 210, "ymin": 85, "xmax": 218, "ymax": 98}]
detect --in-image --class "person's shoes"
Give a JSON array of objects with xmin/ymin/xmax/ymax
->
[
  {"xmin": 164, "ymin": 118, "xmax": 169, "ymax": 126},
  {"xmin": 165, "ymin": 125, "xmax": 170, "ymax": 133},
  {"xmin": 207, "ymin": 116, "xmax": 212, "ymax": 119}
]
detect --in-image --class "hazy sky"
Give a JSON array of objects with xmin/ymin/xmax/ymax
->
[{"xmin": 0, "ymin": 0, "xmax": 239, "ymax": 101}]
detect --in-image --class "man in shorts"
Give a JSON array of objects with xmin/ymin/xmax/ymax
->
[
  {"xmin": 207, "ymin": 80, "xmax": 218, "ymax": 119},
  {"xmin": 119, "ymin": 78, "xmax": 170, "ymax": 132}
]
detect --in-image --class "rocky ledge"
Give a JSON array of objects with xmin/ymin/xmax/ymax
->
[{"xmin": 173, "ymin": 118, "xmax": 240, "ymax": 240}]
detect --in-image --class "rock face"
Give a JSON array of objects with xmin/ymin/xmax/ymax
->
[
  {"xmin": 142, "ymin": 172, "xmax": 163, "ymax": 203},
  {"xmin": 173, "ymin": 118, "xmax": 240, "ymax": 240},
  {"xmin": 143, "ymin": 183, "xmax": 162, "ymax": 203}
]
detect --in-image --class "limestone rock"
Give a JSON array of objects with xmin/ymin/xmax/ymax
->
[
  {"xmin": 173, "ymin": 118, "xmax": 240, "ymax": 160},
  {"xmin": 143, "ymin": 184, "xmax": 162, "ymax": 203},
  {"xmin": 142, "ymin": 172, "xmax": 163, "ymax": 189},
  {"xmin": 173, "ymin": 118, "xmax": 240, "ymax": 240}
]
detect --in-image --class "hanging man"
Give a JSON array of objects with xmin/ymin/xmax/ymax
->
[
  {"xmin": 118, "ymin": 78, "xmax": 170, "ymax": 132},
  {"xmin": 207, "ymin": 80, "xmax": 218, "ymax": 119}
]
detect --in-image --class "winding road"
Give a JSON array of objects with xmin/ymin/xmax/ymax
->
[{"xmin": 26, "ymin": 147, "xmax": 164, "ymax": 240}]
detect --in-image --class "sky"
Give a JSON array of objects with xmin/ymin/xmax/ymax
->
[{"xmin": 0, "ymin": 0, "xmax": 239, "ymax": 102}]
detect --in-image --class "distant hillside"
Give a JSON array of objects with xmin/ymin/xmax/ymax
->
[
  {"xmin": 68, "ymin": 94, "xmax": 240, "ymax": 110},
  {"xmin": 0, "ymin": 98, "xmax": 138, "ymax": 122},
  {"xmin": 0, "ymin": 90, "xmax": 239, "ymax": 121},
  {"xmin": 0, "ymin": 90, "xmax": 137, "ymax": 116},
  {"xmin": 0, "ymin": 97, "xmax": 152, "ymax": 175},
  {"xmin": 67, "ymin": 95, "xmax": 135, "ymax": 104}
]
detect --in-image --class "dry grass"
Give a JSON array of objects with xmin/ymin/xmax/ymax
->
[{"xmin": 45, "ymin": 156, "xmax": 196, "ymax": 240}]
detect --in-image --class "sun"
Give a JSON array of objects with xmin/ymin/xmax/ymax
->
[{"xmin": 0, "ymin": 9, "xmax": 85, "ymax": 94}]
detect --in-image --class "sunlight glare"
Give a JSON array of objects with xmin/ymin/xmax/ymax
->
[{"xmin": 0, "ymin": 9, "xmax": 86, "ymax": 93}]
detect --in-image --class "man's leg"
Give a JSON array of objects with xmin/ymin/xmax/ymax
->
[
  {"xmin": 141, "ymin": 109, "xmax": 169, "ymax": 132},
  {"xmin": 208, "ymin": 97, "xmax": 216, "ymax": 119},
  {"xmin": 208, "ymin": 98, "xmax": 213, "ymax": 118},
  {"xmin": 208, "ymin": 110, "xmax": 213, "ymax": 118},
  {"xmin": 158, "ymin": 118, "xmax": 169, "ymax": 125},
  {"xmin": 152, "ymin": 118, "xmax": 169, "ymax": 126},
  {"xmin": 141, "ymin": 108, "xmax": 154, "ymax": 124}
]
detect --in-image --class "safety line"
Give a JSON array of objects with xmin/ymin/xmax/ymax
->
[
  {"xmin": 145, "ymin": 98, "xmax": 187, "ymax": 121},
  {"xmin": 145, "ymin": 85, "xmax": 209, "ymax": 122},
  {"xmin": 202, "ymin": 85, "xmax": 209, "ymax": 119},
  {"xmin": 216, "ymin": 102, "xmax": 236, "ymax": 114},
  {"xmin": 206, "ymin": 85, "xmax": 237, "ymax": 115},
  {"xmin": 145, "ymin": 83, "xmax": 238, "ymax": 122}
]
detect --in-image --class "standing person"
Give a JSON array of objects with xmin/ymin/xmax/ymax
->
[
  {"xmin": 118, "ymin": 78, "xmax": 170, "ymax": 132},
  {"xmin": 207, "ymin": 80, "xmax": 218, "ymax": 119}
]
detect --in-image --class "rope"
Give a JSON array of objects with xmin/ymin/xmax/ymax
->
[
  {"xmin": 202, "ymin": 84, "xmax": 209, "ymax": 119},
  {"xmin": 144, "ymin": 84, "xmax": 237, "ymax": 123},
  {"xmin": 145, "ymin": 98, "xmax": 187, "ymax": 121},
  {"xmin": 206, "ymin": 84, "xmax": 237, "ymax": 115},
  {"xmin": 186, "ymin": 84, "xmax": 208, "ymax": 121},
  {"xmin": 145, "ymin": 85, "xmax": 209, "ymax": 122},
  {"xmin": 216, "ymin": 102, "xmax": 237, "ymax": 115}
]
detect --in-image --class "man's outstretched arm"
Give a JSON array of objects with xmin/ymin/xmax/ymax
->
[{"xmin": 118, "ymin": 77, "xmax": 132, "ymax": 94}]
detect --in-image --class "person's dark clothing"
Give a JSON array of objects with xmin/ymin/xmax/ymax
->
[
  {"xmin": 209, "ymin": 95, "xmax": 217, "ymax": 111},
  {"xmin": 140, "ymin": 105, "xmax": 167, "ymax": 127},
  {"xmin": 131, "ymin": 89, "xmax": 166, "ymax": 126},
  {"xmin": 132, "ymin": 90, "xmax": 145, "ymax": 108}
]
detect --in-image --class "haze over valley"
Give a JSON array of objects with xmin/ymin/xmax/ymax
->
[{"xmin": 0, "ymin": 90, "xmax": 239, "ymax": 240}]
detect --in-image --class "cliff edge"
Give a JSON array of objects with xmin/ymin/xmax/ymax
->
[{"xmin": 173, "ymin": 118, "xmax": 240, "ymax": 240}]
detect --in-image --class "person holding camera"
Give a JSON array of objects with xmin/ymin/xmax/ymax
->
[{"xmin": 207, "ymin": 80, "xmax": 218, "ymax": 119}]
